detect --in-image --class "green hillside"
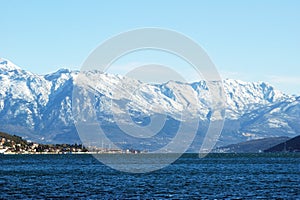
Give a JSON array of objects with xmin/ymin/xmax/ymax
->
[{"xmin": 0, "ymin": 131, "xmax": 28, "ymax": 146}]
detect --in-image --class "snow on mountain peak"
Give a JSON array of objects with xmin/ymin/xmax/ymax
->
[{"xmin": 0, "ymin": 58, "xmax": 22, "ymax": 71}]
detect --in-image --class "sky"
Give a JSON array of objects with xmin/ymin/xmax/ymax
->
[{"xmin": 0, "ymin": 0, "xmax": 299, "ymax": 95}]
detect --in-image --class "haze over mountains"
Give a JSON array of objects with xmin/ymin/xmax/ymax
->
[{"xmin": 0, "ymin": 58, "xmax": 299, "ymax": 151}]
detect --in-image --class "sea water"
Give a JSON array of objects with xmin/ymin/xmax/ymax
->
[{"xmin": 0, "ymin": 153, "xmax": 299, "ymax": 199}]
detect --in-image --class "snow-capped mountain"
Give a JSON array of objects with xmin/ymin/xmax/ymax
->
[{"xmin": 0, "ymin": 58, "xmax": 299, "ymax": 149}]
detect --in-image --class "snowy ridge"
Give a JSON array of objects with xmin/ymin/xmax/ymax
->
[
  {"xmin": 0, "ymin": 58, "xmax": 22, "ymax": 71},
  {"xmin": 0, "ymin": 58, "xmax": 299, "ymax": 146}
]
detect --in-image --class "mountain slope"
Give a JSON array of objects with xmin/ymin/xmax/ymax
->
[
  {"xmin": 214, "ymin": 137, "xmax": 290, "ymax": 153},
  {"xmin": 264, "ymin": 135, "xmax": 300, "ymax": 152}
]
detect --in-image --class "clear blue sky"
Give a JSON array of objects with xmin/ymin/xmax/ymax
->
[{"xmin": 0, "ymin": 0, "xmax": 299, "ymax": 94}]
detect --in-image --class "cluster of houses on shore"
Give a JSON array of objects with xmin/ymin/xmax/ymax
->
[
  {"xmin": 0, "ymin": 133, "xmax": 142, "ymax": 154},
  {"xmin": 0, "ymin": 136, "xmax": 89, "ymax": 154}
]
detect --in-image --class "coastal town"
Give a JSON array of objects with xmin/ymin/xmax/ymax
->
[{"xmin": 0, "ymin": 131, "xmax": 141, "ymax": 154}]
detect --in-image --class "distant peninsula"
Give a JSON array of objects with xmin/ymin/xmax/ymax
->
[
  {"xmin": 214, "ymin": 135, "xmax": 300, "ymax": 153},
  {"xmin": 264, "ymin": 135, "xmax": 300, "ymax": 153}
]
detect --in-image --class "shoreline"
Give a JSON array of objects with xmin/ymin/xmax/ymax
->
[
  {"xmin": 1, "ymin": 151, "xmax": 139, "ymax": 155},
  {"xmin": 1, "ymin": 152, "xmax": 299, "ymax": 155}
]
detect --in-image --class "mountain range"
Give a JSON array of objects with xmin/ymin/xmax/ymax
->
[{"xmin": 0, "ymin": 58, "xmax": 299, "ymax": 151}]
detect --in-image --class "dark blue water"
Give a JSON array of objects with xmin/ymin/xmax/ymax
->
[{"xmin": 0, "ymin": 153, "xmax": 299, "ymax": 199}]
